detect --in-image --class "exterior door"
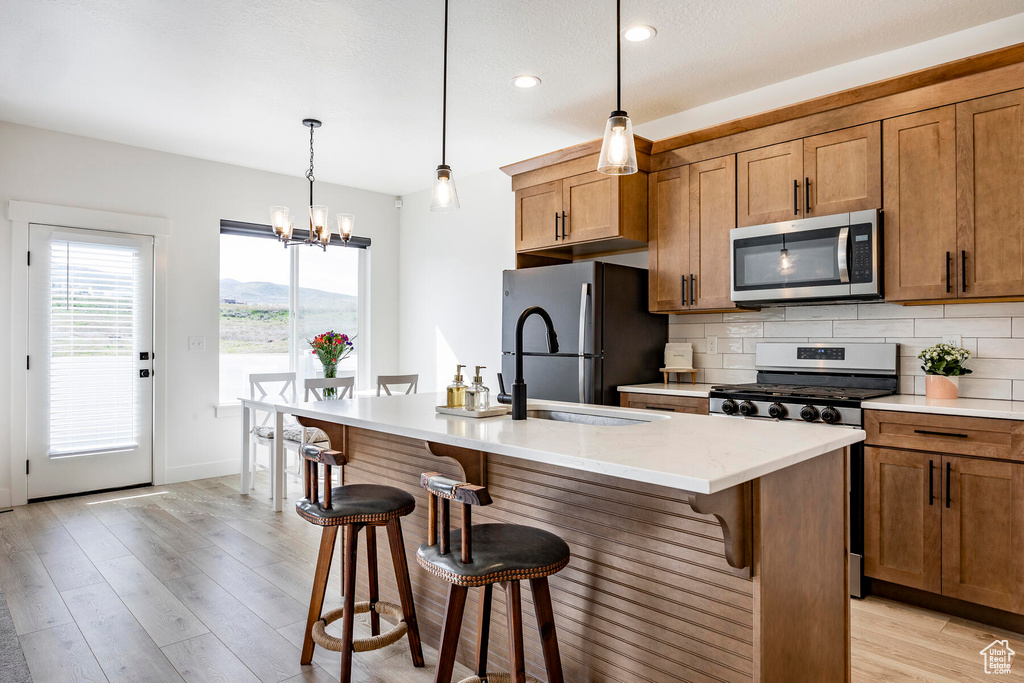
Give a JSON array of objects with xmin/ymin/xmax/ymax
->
[
  {"xmin": 957, "ymin": 90, "xmax": 1024, "ymax": 298},
  {"xmin": 515, "ymin": 180, "xmax": 562, "ymax": 251},
  {"xmin": 562, "ymin": 171, "xmax": 618, "ymax": 243},
  {"xmin": 27, "ymin": 225, "xmax": 154, "ymax": 499},
  {"xmin": 689, "ymin": 155, "xmax": 737, "ymax": 310},
  {"xmin": 803, "ymin": 122, "xmax": 881, "ymax": 217},
  {"xmin": 941, "ymin": 455, "xmax": 1024, "ymax": 613},
  {"xmin": 864, "ymin": 447, "xmax": 941, "ymax": 593},
  {"xmin": 736, "ymin": 140, "xmax": 803, "ymax": 227},
  {"xmin": 647, "ymin": 166, "xmax": 690, "ymax": 312},
  {"xmin": 883, "ymin": 107, "xmax": 958, "ymax": 301}
]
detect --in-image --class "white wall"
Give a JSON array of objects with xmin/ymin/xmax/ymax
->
[
  {"xmin": 397, "ymin": 169, "xmax": 514, "ymax": 394},
  {"xmin": 0, "ymin": 121, "xmax": 401, "ymax": 504}
]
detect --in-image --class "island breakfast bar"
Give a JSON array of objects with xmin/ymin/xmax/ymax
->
[{"xmin": 275, "ymin": 393, "xmax": 863, "ymax": 682}]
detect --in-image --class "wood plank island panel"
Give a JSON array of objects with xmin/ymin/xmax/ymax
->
[{"xmin": 341, "ymin": 428, "xmax": 756, "ymax": 683}]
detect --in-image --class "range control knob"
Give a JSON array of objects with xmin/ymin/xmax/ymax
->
[
  {"xmin": 720, "ymin": 399, "xmax": 739, "ymax": 415},
  {"xmin": 800, "ymin": 405, "xmax": 819, "ymax": 422},
  {"xmin": 820, "ymin": 406, "xmax": 840, "ymax": 424},
  {"xmin": 738, "ymin": 400, "xmax": 757, "ymax": 416},
  {"xmin": 767, "ymin": 402, "xmax": 787, "ymax": 419}
]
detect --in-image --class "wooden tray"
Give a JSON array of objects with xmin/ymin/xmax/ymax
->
[{"xmin": 435, "ymin": 405, "xmax": 510, "ymax": 418}]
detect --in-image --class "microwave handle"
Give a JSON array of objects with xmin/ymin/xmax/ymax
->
[{"xmin": 837, "ymin": 227, "xmax": 850, "ymax": 284}]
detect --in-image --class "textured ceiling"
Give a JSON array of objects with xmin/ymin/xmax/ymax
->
[{"xmin": 1, "ymin": 0, "xmax": 1022, "ymax": 196}]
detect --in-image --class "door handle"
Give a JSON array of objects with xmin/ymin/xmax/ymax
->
[
  {"xmin": 805, "ymin": 177, "xmax": 811, "ymax": 214},
  {"xmin": 929, "ymin": 459, "xmax": 935, "ymax": 506},
  {"xmin": 946, "ymin": 252, "xmax": 951, "ymax": 293},
  {"xmin": 561, "ymin": 211, "xmax": 567, "ymax": 240},
  {"xmin": 645, "ymin": 406, "xmax": 678, "ymax": 412},
  {"xmin": 945, "ymin": 461, "xmax": 952, "ymax": 508},
  {"xmin": 837, "ymin": 227, "xmax": 850, "ymax": 284},
  {"xmin": 961, "ymin": 250, "xmax": 967, "ymax": 293},
  {"xmin": 554, "ymin": 212, "xmax": 559, "ymax": 241},
  {"xmin": 578, "ymin": 283, "xmax": 590, "ymax": 403},
  {"xmin": 689, "ymin": 274, "xmax": 696, "ymax": 306},
  {"xmin": 793, "ymin": 179, "xmax": 799, "ymax": 216},
  {"xmin": 681, "ymin": 275, "xmax": 686, "ymax": 306},
  {"xmin": 914, "ymin": 429, "xmax": 968, "ymax": 439}
]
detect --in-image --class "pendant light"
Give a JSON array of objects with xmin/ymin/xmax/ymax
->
[
  {"xmin": 430, "ymin": 0, "xmax": 460, "ymax": 212},
  {"xmin": 597, "ymin": 0, "xmax": 638, "ymax": 176}
]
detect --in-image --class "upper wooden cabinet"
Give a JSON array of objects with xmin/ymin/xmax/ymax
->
[
  {"xmin": 886, "ymin": 89, "xmax": 1024, "ymax": 301},
  {"xmin": 736, "ymin": 123, "xmax": 881, "ymax": 227},
  {"xmin": 505, "ymin": 138, "xmax": 652, "ymax": 259},
  {"xmin": 648, "ymin": 155, "xmax": 738, "ymax": 313}
]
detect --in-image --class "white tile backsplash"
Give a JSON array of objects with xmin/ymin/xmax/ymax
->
[{"xmin": 669, "ymin": 300, "xmax": 1024, "ymax": 397}]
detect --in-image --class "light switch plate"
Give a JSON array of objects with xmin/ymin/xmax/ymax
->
[
  {"xmin": 188, "ymin": 336, "xmax": 206, "ymax": 352},
  {"xmin": 942, "ymin": 335, "xmax": 962, "ymax": 348},
  {"xmin": 707, "ymin": 336, "xmax": 718, "ymax": 355}
]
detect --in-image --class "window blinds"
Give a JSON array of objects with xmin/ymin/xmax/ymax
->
[{"xmin": 48, "ymin": 239, "xmax": 141, "ymax": 456}]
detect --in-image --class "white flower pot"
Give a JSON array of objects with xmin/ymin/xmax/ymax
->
[{"xmin": 925, "ymin": 375, "xmax": 959, "ymax": 399}]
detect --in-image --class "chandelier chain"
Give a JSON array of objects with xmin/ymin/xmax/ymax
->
[{"xmin": 305, "ymin": 124, "xmax": 315, "ymax": 183}]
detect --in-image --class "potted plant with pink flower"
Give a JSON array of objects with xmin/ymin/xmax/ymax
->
[
  {"xmin": 918, "ymin": 342, "xmax": 971, "ymax": 399},
  {"xmin": 308, "ymin": 331, "xmax": 355, "ymax": 398}
]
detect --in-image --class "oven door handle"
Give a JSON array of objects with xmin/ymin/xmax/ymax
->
[{"xmin": 837, "ymin": 226, "xmax": 850, "ymax": 284}]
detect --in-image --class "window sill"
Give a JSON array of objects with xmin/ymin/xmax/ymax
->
[{"xmin": 215, "ymin": 403, "xmax": 242, "ymax": 418}]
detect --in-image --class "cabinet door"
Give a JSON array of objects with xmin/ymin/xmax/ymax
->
[
  {"xmin": 864, "ymin": 447, "xmax": 941, "ymax": 593},
  {"xmin": 689, "ymin": 155, "xmax": 737, "ymax": 310},
  {"xmin": 882, "ymin": 107, "xmax": 958, "ymax": 301},
  {"xmin": 620, "ymin": 393, "xmax": 708, "ymax": 414},
  {"xmin": 957, "ymin": 90, "xmax": 1024, "ymax": 298},
  {"xmin": 804, "ymin": 123, "xmax": 881, "ymax": 217},
  {"xmin": 515, "ymin": 180, "xmax": 562, "ymax": 251},
  {"xmin": 562, "ymin": 171, "xmax": 618, "ymax": 243},
  {"xmin": 647, "ymin": 167, "xmax": 690, "ymax": 312},
  {"xmin": 736, "ymin": 140, "xmax": 802, "ymax": 227},
  {"xmin": 941, "ymin": 455, "xmax": 1024, "ymax": 613}
]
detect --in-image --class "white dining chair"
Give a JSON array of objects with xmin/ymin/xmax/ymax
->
[
  {"xmin": 376, "ymin": 373, "xmax": 419, "ymax": 396},
  {"xmin": 304, "ymin": 375, "xmax": 356, "ymax": 401},
  {"xmin": 247, "ymin": 372, "xmax": 318, "ymax": 499}
]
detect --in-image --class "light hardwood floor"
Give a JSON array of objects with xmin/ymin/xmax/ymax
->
[{"xmin": 0, "ymin": 472, "xmax": 1021, "ymax": 682}]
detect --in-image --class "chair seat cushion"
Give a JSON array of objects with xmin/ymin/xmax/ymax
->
[
  {"xmin": 253, "ymin": 425, "xmax": 329, "ymax": 444},
  {"xmin": 296, "ymin": 485, "xmax": 415, "ymax": 526},
  {"xmin": 417, "ymin": 524, "xmax": 570, "ymax": 587}
]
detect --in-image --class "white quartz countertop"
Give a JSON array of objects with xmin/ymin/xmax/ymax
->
[
  {"xmin": 865, "ymin": 395, "xmax": 1024, "ymax": 421},
  {"xmin": 618, "ymin": 383, "xmax": 715, "ymax": 398},
  {"xmin": 277, "ymin": 393, "xmax": 863, "ymax": 495}
]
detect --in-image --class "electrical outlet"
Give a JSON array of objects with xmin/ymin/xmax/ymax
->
[
  {"xmin": 942, "ymin": 335, "xmax": 962, "ymax": 348},
  {"xmin": 707, "ymin": 336, "xmax": 718, "ymax": 355},
  {"xmin": 188, "ymin": 336, "xmax": 206, "ymax": 352}
]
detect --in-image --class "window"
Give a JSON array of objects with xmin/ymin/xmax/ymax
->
[{"xmin": 218, "ymin": 221, "xmax": 367, "ymax": 404}]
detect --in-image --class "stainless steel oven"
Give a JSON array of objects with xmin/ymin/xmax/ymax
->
[{"xmin": 731, "ymin": 209, "xmax": 881, "ymax": 304}]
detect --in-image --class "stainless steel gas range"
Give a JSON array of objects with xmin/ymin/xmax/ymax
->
[{"xmin": 709, "ymin": 342, "xmax": 899, "ymax": 598}]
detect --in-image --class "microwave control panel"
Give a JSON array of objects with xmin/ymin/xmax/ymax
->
[{"xmin": 850, "ymin": 224, "xmax": 873, "ymax": 283}]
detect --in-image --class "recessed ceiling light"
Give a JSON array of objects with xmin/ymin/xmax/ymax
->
[
  {"xmin": 511, "ymin": 75, "xmax": 542, "ymax": 89},
  {"xmin": 622, "ymin": 25, "xmax": 656, "ymax": 42}
]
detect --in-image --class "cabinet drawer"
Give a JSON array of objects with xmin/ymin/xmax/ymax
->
[
  {"xmin": 620, "ymin": 393, "xmax": 708, "ymax": 415},
  {"xmin": 865, "ymin": 410, "xmax": 1024, "ymax": 461}
]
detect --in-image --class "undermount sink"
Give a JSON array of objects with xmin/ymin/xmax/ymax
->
[{"xmin": 524, "ymin": 409, "xmax": 649, "ymax": 427}]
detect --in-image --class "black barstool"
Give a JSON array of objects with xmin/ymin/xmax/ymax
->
[
  {"xmin": 417, "ymin": 471, "xmax": 570, "ymax": 683},
  {"xmin": 297, "ymin": 444, "xmax": 425, "ymax": 681}
]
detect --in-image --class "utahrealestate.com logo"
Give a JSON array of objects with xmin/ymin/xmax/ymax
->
[{"xmin": 980, "ymin": 640, "xmax": 1015, "ymax": 675}]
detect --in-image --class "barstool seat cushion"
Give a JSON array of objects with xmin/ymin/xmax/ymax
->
[
  {"xmin": 296, "ymin": 485, "xmax": 415, "ymax": 526},
  {"xmin": 417, "ymin": 524, "xmax": 570, "ymax": 587}
]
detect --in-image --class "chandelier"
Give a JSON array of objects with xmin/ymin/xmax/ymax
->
[{"xmin": 269, "ymin": 119, "xmax": 355, "ymax": 250}]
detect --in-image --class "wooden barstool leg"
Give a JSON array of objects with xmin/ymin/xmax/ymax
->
[
  {"xmin": 385, "ymin": 517, "xmax": 424, "ymax": 667},
  {"xmin": 530, "ymin": 577, "xmax": 564, "ymax": 683},
  {"xmin": 505, "ymin": 581, "xmax": 526, "ymax": 683},
  {"xmin": 301, "ymin": 526, "xmax": 338, "ymax": 665},
  {"xmin": 434, "ymin": 584, "xmax": 468, "ymax": 683},
  {"xmin": 474, "ymin": 583, "xmax": 493, "ymax": 678},
  {"xmin": 366, "ymin": 525, "xmax": 380, "ymax": 636},
  {"xmin": 339, "ymin": 523, "xmax": 360, "ymax": 683}
]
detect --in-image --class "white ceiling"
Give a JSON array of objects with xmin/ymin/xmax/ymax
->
[{"xmin": 1, "ymin": 0, "xmax": 1022, "ymax": 196}]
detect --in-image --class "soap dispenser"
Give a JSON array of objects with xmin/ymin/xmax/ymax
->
[
  {"xmin": 446, "ymin": 364, "xmax": 467, "ymax": 409},
  {"xmin": 466, "ymin": 366, "xmax": 490, "ymax": 411}
]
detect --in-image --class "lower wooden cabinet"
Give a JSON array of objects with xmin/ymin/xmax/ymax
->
[
  {"xmin": 865, "ymin": 445, "xmax": 1024, "ymax": 614},
  {"xmin": 619, "ymin": 392, "xmax": 709, "ymax": 415}
]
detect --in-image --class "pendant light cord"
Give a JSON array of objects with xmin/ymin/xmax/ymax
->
[
  {"xmin": 616, "ymin": 0, "xmax": 621, "ymax": 111},
  {"xmin": 441, "ymin": 0, "xmax": 449, "ymax": 166}
]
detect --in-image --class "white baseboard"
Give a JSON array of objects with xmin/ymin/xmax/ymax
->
[
  {"xmin": 0, "ymin": 488, "xmax": 11, "ymax": 508},
  {"xmin": 164, "ymin": 459, "xmax": 239, "ymax": 484}
]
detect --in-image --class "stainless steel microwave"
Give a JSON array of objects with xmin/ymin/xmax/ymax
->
[{"xmin": 730, "ymin": 209, "xmax": 881, "ymax": 304}]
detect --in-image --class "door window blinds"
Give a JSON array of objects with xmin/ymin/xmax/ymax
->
[{"xmin": 48, "ymin": 239, "xmax": 141, "ymax": 456}]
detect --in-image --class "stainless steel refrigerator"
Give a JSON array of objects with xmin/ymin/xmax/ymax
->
[{"xmin": 501, "ymin": 262, "xmax": 667, "ymax": 405}]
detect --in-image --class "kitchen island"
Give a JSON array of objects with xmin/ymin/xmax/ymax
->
[{"xmin": 277, "ymin": 393, "xmax": 862, "ymax": 682}]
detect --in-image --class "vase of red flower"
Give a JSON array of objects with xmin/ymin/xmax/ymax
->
[{"xmin": 308, "ymin": 331, "xmax": 355, "ymax": 398}]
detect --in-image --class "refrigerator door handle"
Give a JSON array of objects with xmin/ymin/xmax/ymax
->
[{"xmin": 578, "ymin": 282, "xmax": 590, "ymax": 403}]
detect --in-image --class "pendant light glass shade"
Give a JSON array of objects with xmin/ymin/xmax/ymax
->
[
  {"xmin": 337, "ymin": 214, "xmax": 355, "ymax": 242},
  {"xmin": 597, "ymin": 111, "xmax": 638, "ymax": 175},
  {"xmin": 269, "ymin": 206, "xmax": 290, "ymax": 237},
  {"xmin": 309, "ymin": 205, "xmax": 330, "ymax": 239},
  {"xmin": 430, "ymin": 164, "xmax": 460, "ymax": 212}
]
